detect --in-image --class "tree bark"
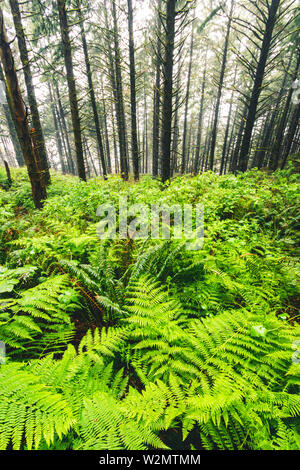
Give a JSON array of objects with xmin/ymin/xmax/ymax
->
[
  {"xmin": 161, "ymin": 0, "xmax": 176, "ymax": 183},
  {"xmin": 111, "ymin": 0, "xmax": 128, "ymax": 180},
  {"xmin": 9, "ymin": 0, "xmax": 50, "ymax": 184},
  {"xmin": 127, "ymin": 0, "xmax": 139, "ymax": 180},
  {"xmin": 76, "ymin": 0, "xmax": 107, "ymax": 178},
  {"xmin": 57, "ymin": 0, "xmax": 86, "ymax": 181},
  {"xmin": 181, "ymin": 12, "xmax": 195, "ymax": 174},
  {"xmin": 48, "ymin": 82, "xmax": 66, "ymax": 173},
  {"xmin": 220, "ymin": 65, "xmax": 237, "ymax": 175},
  {"xmin": 193, "ymin": 48, "xmax": 207, "ymax": 174},
  {"xmin": 281, "ymin": 102, "xmax": 300, "ymax": 168},
  {"xmin": 0, "ymin": 8, "xmax": 46, "ymax": 208},
  {"xmin": 0, "ymin": 62, "xmax": 24, "ymax": 166},
  {"xmin": 152, "ymin": 0, "xmax": 162, "ymax": 177},
  {"xmin": 269, "ymin": 53, "xmax": 300, "ymax": 170},
  {"xmin": 209, "ymin": 0, "xmax": 234, "ymax": 171},
  {"xmin": 238, "ymin": 0, "xmax": 281, "ymax": 172}
]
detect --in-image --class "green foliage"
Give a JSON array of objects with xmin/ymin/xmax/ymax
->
[
  {"xmin": 0, "ymin": 270, "xmax": 79, "ymax": 356},
  {"xmin": 0, "ymin": 167, "xmax": 299, "ymax": 450}
]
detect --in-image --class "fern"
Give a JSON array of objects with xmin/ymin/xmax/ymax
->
[{"xmin": 0, "ymin": 274, "xmax": 78, "ymax": 356}]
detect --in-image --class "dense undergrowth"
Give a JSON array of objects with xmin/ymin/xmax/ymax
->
[{"xmin": 0, "ymin": 166, "xmax": 299, "ymax": 450}]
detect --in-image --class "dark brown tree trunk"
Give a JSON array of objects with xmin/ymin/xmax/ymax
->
[
  {"xmin": 48, "ymin": 82, "xmax": 66, "ymax": 173},
  {"xmin": 127, "ymin": 0, "xmax": 139, "ymax": 180},
  {"xmin": 54, "ymin": 81, "xmax": 75, "ymax": 175},
  {"xmin": 281, "ymin": 103, "xmax": 300, "ymax": 169},
  {"xmin": 269, "ymin": 54, "xmax": 300, "ymax": 171},
  {"xmin": 220, "ymin": 65, "xmax": 237, "ymax": 175},
  {"xmin": 193, "ymin": 49, "xmax": 207, "ymax": 174},
  {"xmin": 57, "ymin": 0, "xmax": 86, "ymax": 181},
  {"xmin": 76, "ymin": 0, "xmax": 107, "ymax": 178},
  {"xmin": 230, "ymin": 102, "xmax": 248, "ymax": 173},
  {"xmin": 0, "ymin": 8, "xmax": 46, "ymax": 208},
  {"xmin": 181, "ymin": 12, "xmax": 195, "ymax": 174},
  {"xmin": 238, "ymin": 0, "xmax": 280, "ymax": 172},
  {"xmin": 171, "ymin": 67, "xmax": 181, "ymax": 176},
  {"xmin": 152, "ymin": 0, "xmax": 162, "ymax": 177},
  {"xmin": 0, "ymin": 62, "xmax": 24, "ymax": 166},
  {"xmin": 252, "ymin": 111, "xmax": 272, "ymax": 169},
  {"xmin": 161, "ymin": 0, "xmax": 176, "ymax": 183},
  {"xmin": 224, "ymin": 108, "xmax": 238, "ymax": 174},
  {"xmin": 209, "ymin": 0, "xmax": 234, "ymax": 171},
  {"xmin": 111, "ymin": 0, "xmax": 128, "ymax": 180},
  {"xmin": 4, "ymin": 160, "xmax": 12, "ymax": 187},
  {"xmin": 9, "ymin": 0, "xmax": 50, "ymax": 185},
  {"xmin": 101, "ymin": 79, "xmax": 111, "ymax": 173}
]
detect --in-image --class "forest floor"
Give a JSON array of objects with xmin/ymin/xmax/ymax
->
[{"xmin": 0, "ymin": 165, "xmax": 299, "ymax": 450}]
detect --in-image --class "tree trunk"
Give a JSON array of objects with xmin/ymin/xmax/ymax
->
[
  {"xmin": 48, "ymin": 82, "xmax": 66, "ymax": 173},
  {"xmin": 54, "ymin": 81, "xmax": 75, "ymax": 175},
  {"xmin": 4, "ymin": 160, "xmax": 12, "ymax": 187},
  {"xmin": 269, "ymin": 54, "xmax": 300, "ymax": 171},
  {"xmin": 281, "ymin": 102, "xmax": 300, "ymax": 168},
  {"xmin": 230, "ymin": 102, "xmax": 248, "ymax": 173},
  {"xmin": 0, "ymin": 8, "xmax": 46, "ymax": 208},
  {"xmin": 101, "ymin": 79, "xmax": 111, "ymax": 173},
  {"xmin": 171, "ymin": 67, "xmax": 181, "ymax": 176},
  {"xmin": 193, "ymin": 49, "xmax": 207, "ymax": 174},
  {"xmin": 238, "ymin": 0, "xmax": 280, "ymax": 172},
  {"xmin": 9, "ymin": 0, "xmax": 50, "ymax": 185},
  {"xmin": 220, "ymin": 65, "xmax": 237, "ymax": 175},
  {"xmin": 76, "ymin": 0, "xmax": 107, "ymax": 178},
  {"xmin": 0, "ymin": 62, "xmax": 24, "ymax": 166},
  {"xmin": 209, "ymin": 0, "xmax": 234, "ymax": 171},
  {"xmin": 111, "ymin": 0, "xmax": 128, "ymax": 180},
  {"xmin": 152, "ymin": 0, "xmax": 162, "ymax": 177},
  {"xmin": 57, "ymin": 0, "xmax": 86, "ymax": 181},
  {"xmin": 181, "ymin": 12, "xmax": 195, "ymax": 174},
  {"xmin": 127, "ymin": 0, "xmax": 139, "ymax": 180},
  {"xmin": 161, "ymin": 0, "xmax": 176, "ymax": 183}
]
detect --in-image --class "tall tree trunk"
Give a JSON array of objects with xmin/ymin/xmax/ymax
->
[
  {"xmin": 269, "ymin": 54, "xmax": 300, "ymax": 170},
  {"xmin": 161, "ymin": 0, "xmax": 176, "ymax": 183},
  {"xmin": 48, "ymin": 82, "xmax": 66, "ymax": 173},
  {"xmin": 0, "ymin": 9, "xmax": 46, "ymax": 208},
  {"xmin": 181, "ymin": 11, "xmax": 195, "ymax": 174},
  {"xmin": 220, "ymin": 65, "xmax": 237, "ymax": 175},
  {"xmin": 111, "ymin": 104, "xmax": 119, "ymax": 173},
  {"xmin": 111, "ymin": 0, "xmax": 128, "ymax": 180},
  {"xmin": 127, "ymin": 0, "xmax": 139, "ymax": 180},
  {"xmin": 230, "ymin": 101, "xmax": 248, "ymax": 173},
  {"xmin": 238, "ymin": 0, "xmax": 280, "ymax": 172},
  {"xmin": 9, "ymin": 0, "xmax": 50, "ymax": 184},
  {"xmin": 55, "ymin": 102, "xmax": 71, "ymax": 173},
  {"xmin": 255, "ymin": 59, "xmax": 292, "ymax": 169},
  {"xmin": 171, "ymin": 67, "xmax": 181, "ymax": 176},
  {"xmin": 152, "ymin": 0, "xmax": 162, "ymax": 177},
  {"xmin": 0, "ymin": 63, "xmax": 24, "ymax": 166},
  {"xmin": 101, "ymin": 79, "xmax": 111, "ymax": 173},
  {"xmin": 4, "ymin": 160, "xmax": 12, "ymax": 187},
  {"xmin": 54, "ymin": 81, "xmax": 75, "ymax": 175},
  {"xmin": 209, "ymin": 0, "xmax": 234, "ymax": 171},
  {"xmin": 224, "ymin": 107, "xmax": 238, "ymax": 174},
  {"xmin": 76, "ymin": 0, "xmax": 107, "ymax": 178},
  {"xmin": 57, "ymin": 0, "xmax": 86, "ymax": 181},
  {"xmin": 281, "ymin": 102, "xmax": 300, "ymax": 169},
  {"xmin": 252, "ymin": 111, "xmax": 272, "ymax": 169},
  {"xmin": 193, "ymin": 49, "xmax": 207, "ymax": 174}
]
